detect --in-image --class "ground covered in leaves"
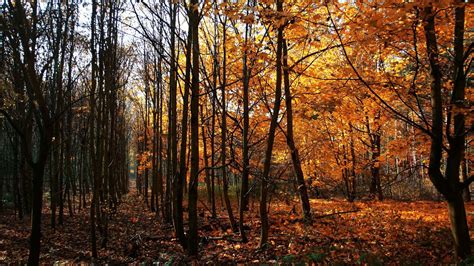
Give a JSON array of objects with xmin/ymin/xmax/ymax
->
[{"xmin": 1, "ymin": 191, "xmax": 474, "ymax": 264}]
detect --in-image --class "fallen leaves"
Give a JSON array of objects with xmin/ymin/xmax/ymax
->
[{"xmin": 0, "ymin": 194, "xmax": 472, "ymax": 264}]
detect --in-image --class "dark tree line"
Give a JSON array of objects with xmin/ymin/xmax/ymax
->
[{"xmin": 0, "ymin": 1, "xmax": 131, "ymax": 264}]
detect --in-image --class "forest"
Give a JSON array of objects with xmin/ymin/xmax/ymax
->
[{"xmin": 0, "ymin": 0, "xmax": 473, "ymax": 264}]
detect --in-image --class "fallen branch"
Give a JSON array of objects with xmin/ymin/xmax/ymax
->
[
  {"xmin": 205, "ymin": 235, "xmax": 242, "ymax": 243},
  {"xmin": 313, "ymin": 209, "xmax": 360, "ymax": 219}
]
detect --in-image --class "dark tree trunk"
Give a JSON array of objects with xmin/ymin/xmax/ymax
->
[
  {"xmin": 349, "ymin": 127, "xmax": 357, "ymax": 202},
  {"xmin": 164, "ymin": 0, "xmax": 178, "ymax": 224},
  {"xmin": 188, "ymin": 0, "xmax": 200, "ymax": 256},
  {"xmin": 423, "ymin": 3, "xmax": 470, "ymax": 259},
  {"xmin": 259, "ymin": 0, "xmax": 284, "ymax": 248},
  {"xmin": 28, "ymin": 164, "xmax": 45, "ymax": 265},
  {"xmin": 28, "ymin": 137, "xmax": 50, "ymax": 265},
  {"xmin": 156, "ymin": 29, "xmax": 165, "ymax": 219},
  {"xmin": 220, "ymin": 15, "xmax": 238, "ymax": 232},
  {"xmin": 282, "ymin": 39, "xmax": 311, "ymax": 220},
  {"xmin": 367, "ymin": 115, "xmax": 382, "ymax": 201},
  {"xmin": 175, "ymin": 18, "xmax": 192, "ymax": 249},
  {"xmin": 447, "ymin": 194, "xmax": 471, "ymax": 258},
  {"xmin": 210, "ymin": 15, "xmax": 218, "ymax": 220},
  {"xmin": 144, "ymin": 60, "xmax": 149, "ymax": 207},
  {"xmin": 200, "ymin": 105, "xmax": 212, "ymax": 207},
  {"xmin": 239, "ymin": 5, "xmax": 252, "ymax": 238},
  {"xmin": 89, "ymin": 0, "xmax": 98, "ymax": 258}
]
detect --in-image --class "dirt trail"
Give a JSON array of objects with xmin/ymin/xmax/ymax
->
[{"xmin": 0, "ymin": 188, "xmax": 185, "ymax": 264}]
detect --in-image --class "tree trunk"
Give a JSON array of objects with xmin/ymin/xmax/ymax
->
[
  {"xmin": 175, "ymin": 18, "xmax": 192, "ymax": 249},
  {"xmin": 282, "ymin": 39, "xmax": 311, "ymax": 220},
  {"xmin": 259, "ymin": 0, "xmax": 284, "ymax": 248},
  {"xmin": 157, "ymin": 40, "xmax": 165, "ymax": 219},
  {"xmin": 423, "ymin": 4, "xmax": 471, "ymax": 259},
  {"xmin": 89, "ymin": 0, "xmax": 98, "ymax": 258},
  {"xmin": 210, "ymin": 9, "xmax": 218, "ymax": 220},
  {"xmin": 221, "ymin": 14, "xmax": 238, "ymax": 232},
  {"xmin": 349, "ymin": 128, "xmax": 357, "ymax": 202},
  {"xmin": 239, "ymin": 1, "xmax": 251, "ymax": 239},
  {"xmin": 370, "ymin": 133, "xmax": 382, "ymax": 200},
  {"xmin": 366, "ymin": 114, "xmax": 382, "ymax": 200},
  {"xmin": 165, "ymin": 0, "xmax": 178, "ymax": 224},
  {"xmin": 144, "ymin": 64, "xmax": 149, "ymax": 206},
  {"xmin": 447, "ymin": 194, "xmax": 471, "ymax": 258},
  {"xmin": 90, "ymin": 179, "xmax": 98, "ymax": 259},
  {"xmin": 187, "ymin": 0, "xmax": 200, "ymax": 256},
  {"xmin": 28, "ymin": 146, "xmax": 49, "ymax": 265},
  {"xmin": 201, "ymin": 105, "xmax": 213, "ymax": 210}
]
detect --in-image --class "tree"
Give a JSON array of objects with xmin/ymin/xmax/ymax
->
[
  {"xmin": 422, "ymin": 2, "xmax": 470, "ymax": 258},
  {"xmin": 282, "ymin": 39, "xmax": 311, "ymax": 220},
  {"xmin": 327, "ymin": 1, "xmax": 473, "ymax": 258},
  {"xmin": 239, "ymin": 0, "xmax": 255, "ymax": 243},
  {"xmin": 259, "ymin": 0, "xmax": 284, "ymax": 248},
  {"xmin": 220, "ymin": 4, "xmax": 238, "ymax": 233},
  {"xmin": 187, "ymin": 0, "xmax": 201, "ymax": 256},
  {"xmin": 1, "ymin": 2, "xmax": 65, "ymax": 263}
]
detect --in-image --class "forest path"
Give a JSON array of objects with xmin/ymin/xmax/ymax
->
[{"xmin": 0, "ymin": 187, "xmax": 184, "ymax": 264}]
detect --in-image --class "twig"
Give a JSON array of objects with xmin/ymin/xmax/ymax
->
[
  {"xmin": 206, "ymin": 235, "xmax": 241, "ymax": 243},
  {"xmin": 313, "ymin": 209, "xmax": 360, "ymax": 219}
]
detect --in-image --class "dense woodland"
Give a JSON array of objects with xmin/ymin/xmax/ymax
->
[{"xmin": 0, "ymin": 0, "xmax": 473, "ymax": 264}]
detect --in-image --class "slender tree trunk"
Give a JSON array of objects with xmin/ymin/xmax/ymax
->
[
  {"xmin": 220, "ymin": 15, "xmax": 238, "ymax": 232},
  {"xmin": 210, "ymin": 3, "xmax": 220, "ymax": 218},
  {"xmin": 259, "ymin": 0, "xmax": 284, "ymax": 248},
  {"xmin": 151, "ymin": 54, "xmax": 160, "ymax": 213},
  {"xmin": 239, "ymin": 13, "xmax": 251, "ymax": 236},
  {"xmin": 349, "ymin": 126, "xmax": 357, "ymax": 202},
  {"xmin": 282, "ymin": 39, "xmax": 311, "ymax": 220},
  {"xmin": 144, "ymin": 58, "xmax": 149, "ymax": 206},
  {"xmin": 28, "ymin": 161, "xmax": 47, "ymax": 265},
  {"xmin": 50, "ymin": 153, "xmax": 57, "ymax": 228},
  {"xmin": 372, "ymin": 134, "xmax": 382, "ymax": 200},
  {"xmin": 165, "ymin": 0, "xmax": 178, "ymax": 224},
  {"xmin": 158, "ymin": 56, "xmax": 164, "ymax": 219},
  {"xmin": 65, "ymin": 12, "xmax": 75, "ymax": 216},
  {"xmin": 174, "ymin": 19, "xmax": 192, "ymax": 249},
  {"xmin": 239, "ymin": 37, "xmax": 250, "ymax": 237},
  {"xmin": 201, "ymin": 105, "xmax": 212, "ymax": 207},
  {"xmin": 13, "ymin": 139, "xmax": 22, "ymax": 217},
  {"xmin": 367, "ymin": 114, "xmax": 382, "ymax": 201},
  {"xmin": 13, "ymin": 135, "xmax": 23, "ymax": 219},
  {"xmin": 188, "ymin": 0, "xmax": 200, "ymax": 255},
  {"xmin": 151, "ymin": 88, "xmax": 157, "ymax": 212},
  {"xmin": 28, "ymin": 133, "xmax": 50, "ymax": 265},
  {"xmin": 89, "ymin": 0, "xmax": 98, "ymax": 258}
]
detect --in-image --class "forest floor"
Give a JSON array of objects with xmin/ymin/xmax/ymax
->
[{"xmin": 1, "ymin": 188, "xmax": 474, "ymax": 264}]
